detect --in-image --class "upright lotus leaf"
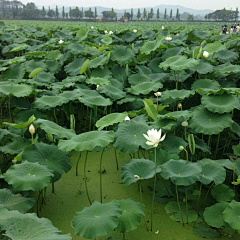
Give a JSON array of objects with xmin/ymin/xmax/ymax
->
[
  {"xmin": 29, "ymin": 68, "xmax": 42, "ymax": 78},
  {"xmin": 149, "ymin": 149, "xmax": 180, "ymax": 166},
  {"xmin": 121, "ymin": 159, "xmax": 158, "ymax": 185},
  {"xmin": 130, "ymin": 81, "xmax": 163, "ymax": 95},
  {"xmin": 36, "ymin": 119, "xmax": 76, "ymax": 139},
  {"xmin": 159, "ymin": 55, "xmax": 200, "ymax": 71},
  {"xmin": 189, "ymin": 60, "xmax": 214, "ymax": 74},
  {"xmin": 64, "ymin": 58, "xmax": 86, "ymax": 76},
  {"xmin": 0, "ymin": 129, "xmax": 19, "ymax": 141},
  {"xmin": 91, "ymin": 67, "xmax": 112, "ymax": 79},
  {"xmin": 22, "ymin": 142, "xmax": 71, "ymax": 183},
  {"xmin": 88, "ymin": 55, "xmax": 108, "ymax": 69},
  {"xmin": 191, "ymin": 79, "xmax": 221, "ymax": 92},
  {"xmin": 110, "ymin": 45, "xmax": 135, "ymax": 65},
  {"xmin": 115, "ymin": 199, "xmax": 145, "ymax": 233},
  {"xmin": 198, "ymin": 159, "xmax": 226, "ymax": 185},
  {"xmin": 215, "ymin": 64, "xmax": 240, "ymax": 74},
  {"xmin": 0, "ymin": 82, "xmax": 32, "ymax": 97},
  {"xmin": 161, "ymin": 89, "xmax": 195, "ymax": 100},
  {"xmin": 86, "ymin": 77, "xmax": 111, "ymax": 85},
  {"xmin": 98, "ymin": 85, "xmax": 126, "ymax": 100},
  {"xmin": 151, "ymin": 118, "xmax": 177, "ymax": 130},
  {"xmin": 0, "ymin": 189, "xmax": 35, "ymax": 213},
  {"xmin": 162, "ymin": 47, "xmax": 185, "ymax": 60},
  {"xmin": 217, "ymin": 49, "xmax": 238, "ymax": 63},
  {"xmin": 0, "ymin": 138, "xmax": 31, "ymax": 155},
  {"xmin": 201, "ymin": 93, "xmax": 240, "ymax": 114},
  {"xmin": 3, "ymin": 115, "xmax": 35, "ymax": 129},
  {"xmin": 0, "ymin": 209, "xmax": 72, "ymax": 240},
  {"xmin": 58, "ymin": 131, "xmax": 114, "ymax": 152},
  {"xmin": 96, "ymin": 112, "xmax": 128, "ymax": 131},
  {"xmin": 223, "ymin": 200, "xmax": 240, "ymax": 230},
  {"xmin": 143, "ymin": 99, "xmax": 158, "ymax": 120},
  {"xmin": 76, "ymin": 28, "xmax": 89, "ymax": 41},
  {"xmin": 72, "ymin": 201, "xmax": 122, "ymax": 239},
  {"xmin": 203, "ymin": 202, "xmax": 229, "ymax": 228},
  {"xmin": 162, "ymin": 135, "xmax": 188, "ymax": 154},
  {"xmin": 34, "ymin": 95, "xmax": 69, "ymax": 109},
  {"xmin": 203, "ymin": 42, "xmax": 226, "ymax": 54},
  {"xmin": 4, "ymin": 161, "xmax": 53, "ymax": 191},
  {"xmin": 140, "ymin": 40, "xmax": 161, "ymax": 55},
  {"xmin": 160, "ymin": 160, "xmax": 202, "ymax": 186},
  {"xmin": 211, "ymin": 184, "xmax": 235, "ymax": 202},
  {"xmin": 78, "ymin": 94, "xmax": 112, "ymax": 108},
  {"xmin": 114, "ymin": 116, "xmax": 151, "ymax": 154},
  {"xmin": 189, "ymin": 106, "xmax": 233, "ymax": 135},
  {"xmin": 122, "ymin": 32, "xmax": 136, "ymax": 42}
]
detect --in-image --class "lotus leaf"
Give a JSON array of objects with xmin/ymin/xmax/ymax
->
[
  {"xmin": 211, "ymin": 184, "xmax": 235, "ymax": 202},
  {"xmin": 34, "ymin": 95, "xmax": 70, "ymax": 109},
  {"xmin": 86, "ymin": 77, "xmax": 111, "ymax": 85},
  {"xmin": 191, "ymin": 79, "xmax": 221, "ymax": 92},
  {"xmin": 122, "ymin": 32, "xmax": 136, "ymax": 42},
  {"xmin": 215, "ymin": 63, "xmax": 240, "ymax": 74},
  {"xmin": 151, "ymin": 118, "xmax": 177, "ymax": 130},
  {"xmin": 0, "ymin": 82, "xmax": 32, "ymax": 97},
  {"xmin": 140, "ymin": 40, "xmax": 161, "ymax": 55},
  {"xmin": 158, "ymin": 110, "xmax": 192, "ymax": 120},
  {"xmin": 130, "ymin": 81, "xmax": 163, "ymax": 95},
  {"xmin": 76, "ymin": 28, "xmax": 89, "ymax": 41},
  {"xmin": 45, "ymin": 50, "xmax": 62, "ymax": 60},
  {"xmin": 149, "ymin": 149, "xmax": 180, "ymax": 166},
  {"xmin": 161, "ymin": 89, "xmax": 195, "ymax": 100},
  {"xmin": 0, "ymin": 138, "xmax": 31, "ymax": 155},
  {"xmin": 162, "ymin": 47, "xmax": 185, "ymax": 60},
  {"xmin": 203, "ymin": 42, "xmax": 226, "ymax": 54},
  {"xmin": 162, "ymin": 135, "xmax": 188, "ymax": 154},
  {"xmin": 193, "ymin": 222, "xmax": 220, "ymax": 239},
  {"xmin": 128, "ymin": 73, "xmax": 150, "ymax": 85},
  {"xmin": 189, "ymin": 60, "xmax": 214, "ymax": 74},
  {"xmin": 88, "ymin": 55, "xmax": 108, "ymax": 69},
  {"xmin": 217, "ymin": 49, "xmax": 238, "ymax": 63},
  {"xmin": 78, "ymin": 94, "xmax": 112, "ymax": 108},
  {"xmin": 110, "ymin": 45, "xmax": 135, "ymax": 65},
  {"xmin": 91, "ymin": 67, "xmax": 112, "ymax": 79},
  {"xmin": 98, "ymin": 85, "xmax": 126, "ymax": 100},
  {"xmin": 223, "ymin": 200, "xmax": 240, "ymax": 230},
  {"xmin": 64, "ymin": 58, "xmax": 86, "ymax": 76}
]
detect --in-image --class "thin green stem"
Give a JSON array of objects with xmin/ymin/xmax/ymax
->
[
  {"xmin": 197, "ymin": 182, "xmax": 202, "ymax": 213},
  {"xmin": 176, "ymin": 185, "xmax": 184, "ymax": 226},
  {"xmin": 185, "ymin": 186, "xmax": 188, "ymax": 224},
  {"xmin": 76, "ymin": 152, "xmax": 81, "ymax": 176},
  {"xmin": 89, "ymin": 108, "xmax": 92, "ymax": 131},
  {"xmin": 8, "ymin": 96, "xmax": 13, "ymax": 122},
  {"xmin": 53, "ymin": 108, "xmax": 58, "ymax": 124},
  {"xmin": 151, "ymin": 147, "xmax": 157, "ymax": 231},
  {"xmin": 84, "ymin": 151, "xmax": 92, "ymax": 205},
  {"xmin": 114, "ymin": 147, "xmax": 119, "ymax": 170},
  {"xmin": 184, "ymin": 127, "xmax": 187, "ymax": 140},
  {"xmin": 214, "ymin": 133, "xmax": 220, "ymax": 159},
  {"xmin": 52, "ymin": 182, "xmax": 54, "ymax": 193},
  {"xmin": 139, "ymin": 181, "xmax": 149, "ymax": 231},
  {"xmin": 233, "ymin": 160, "xmax": 236, "ymax": 192},
  {"xmin": 123, "ymin": 233, "xmax": 126, "ymax": 240},
  {"xmin": 203, "ymin": 182, "xmax": 214, "ymax": 205},
  {"xmin": 185, "ymin": 149, "xmax": 189, "ymax": 161},
  {"xmin": 31, "ymin": 134, "xmax": 34, "ymax": 145},
  {"xmin": 99, "ymin": 151, "xmax": 104, "ymax": 203}
]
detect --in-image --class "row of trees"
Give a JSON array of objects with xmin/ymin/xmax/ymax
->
[{"xmin": 205, "ymin": 8, "xmax": 239, "ymax": 21}]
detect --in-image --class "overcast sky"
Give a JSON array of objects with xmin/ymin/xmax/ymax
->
[{"xmin": 21, "ymin": 0, "xmax": 239, "ymax": 10}]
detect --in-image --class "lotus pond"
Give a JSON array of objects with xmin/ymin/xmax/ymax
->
[{"xmin": 0, "ymin": 20, "xmax": 240, "ymax": 240}]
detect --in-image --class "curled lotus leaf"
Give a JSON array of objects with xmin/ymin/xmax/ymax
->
[
  {"xmin": 86, "ymin": 77, "xmax": 111, "ymax": 85},
  {"xmin": 211, "ymin": 184, "xmax": 235, "ymax": 202},
  {"xmin": 0, "ymin": 82, "xmax": 32, "ymax": 97},
  {"xmin": 161, "ymin": 89, "xmax": 195, "ymax": 100}
]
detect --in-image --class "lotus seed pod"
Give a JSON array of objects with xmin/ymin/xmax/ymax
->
[
  {"xmin": 29, "ymin": 124, "xmax": 35, "ymax": 135},
  {"xmin": 182, "ymin": 121, "xmax": 188, "ymax": 127},
  {"xmin": 179, "ymin": 146, "xmax": 184, "ymax": 151}
]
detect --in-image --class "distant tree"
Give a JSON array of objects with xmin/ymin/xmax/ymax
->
[
  {"xmin": 102, "ymin": 10, "xmax": 116, "ymax": 19},
  {"xmin": 85, "ymin": 7, "xmax": 94, "ymax": 18},
  {"xmin": 20, "ymin": 8, "xmax": 40, "ymax": 19},
  {"xmin": 55, "ymin": 5, "xmax": 59, "ymax": 18},
  {"xmin": 130, "ymin": 8, "xmax": 133, "ymax": 20},
  {"xmin": 66, "ymin": 13, "xmax": 68, "ymax": 18},
  {"xmin": 206, "ymin": 8, "xmax": 236, "ymax": 21},
  {"xmin": 187, "ymin": 14, "xmax": 194, "ymax": 21},
  {"xmin": 70, "ymin": 7, "xmax": 82, "ymax": 19},
  {"xmin": 69, "ymin": 7, "xmax": 72, "ymax": 18},
  {"xmin": 25, "ymin": 2, "xmax": 36, "ymax": 10},
  {"xmin": 94, "ymin": 7, "xmax": 97, "ymax": 19},
  {"xmin": 47, "ymin": 7, "xmax": 55, "ymax": 18},
  {"xmin": 157, "ymin": 8, "xmax": 160, "ymax": 19},
  {"xmin": 235, "ymin": 7, "xmax": 239, "ymax": 21},
  {"xmin": 150, "ymin": 8, "xmax": 154, "ymax": 19},
  {"xmin": 124, "ymin": 12, "xmax": 131, "ymax": 19},
  {"xmin": 62, "ymin": 6, "xmax": 65, "ymax": 18},
  {"xmin": 82, "ymin": 7, "xmax": 84, "ymax": 17},
  {"xmin": 176, "ymin": 8, "xmax": 180, "ymax": 20},
  {"xmin": 40, "ymin": 6, "xmax": 46, "ymax": 18},
  {"xmin": 170, "ymin": 9, "xmax": 172, "ymax": 19},
  {"xmin": 164, "ymin": 8, "xmax": 167, "ymax": 20},
  {"xmin": 143, "ymin": 8, "xmax": 147, "ymax": 19},
  {"xmin": 137, "ymin": 8, "xmax": 141, "ymax": 20}
]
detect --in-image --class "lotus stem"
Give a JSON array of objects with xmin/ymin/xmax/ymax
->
[
  {"xmin": 114, "ymin": 147, "xmax": 119, "ymax": 170},
  {"xmin": 203, "ymin": 182, "xmax": 214, "ymax": 206},
  {"xmin": 84, "ymin": 151, "xmax": 92, "ymax": 205},
  {"xmin": 139, "ymin": 181, "xmax": 149, "ymax": 231},
  {"xmin": 185, "ymin": 186, "xmax": 188, "ymax": 224},
  {"xmin": 185, "ymin": 149, "xmax": 189, "ymax": 161},
  {"xmin": 89, "ymin": 108, "xmax": 92, "ymax": 131},
  {"xmin": 123, "ymin": 233, "xmax": 126, "ymax": 240},
  {"xmin": 76, "ymin": 152, "xmax": 82, "ymax": 176},
  {"xmin": 52, "ymin": 182, "xmax": 55, "ymax": 193},
  {"xmin": 99, "ymin": 150, "xmax": 104, "ymax": 203},
  {"xmin": 176, "ymin": 185, "xmax": 184, "ymax": 226},
  {"xmin": 141, "ymin": 149, "xmax": 146, "ymax": 158},
  {"xmin": 53, "ymin": 108, "xmax": 58, "ymax": 124},
  {"xmin": 31, "ymin": 134, "xmax": 34, "ymax": 145},
  {"xmin": 8, "ymin": 96, "xmax": 13, "ymax": 122},
  {"xmin": 44, "ymin": 187, "xmax": 47, "ymax": 205},
  {"xmin": 197, "ymin": 182, "xmax": 202, "ymax": 213},
  {"xmin": 233, "ymin": 160, "xmax": 236, "ymax": 192},
  {"xmin": 151, "ymin": 147, "xmax": 157, "ymax": 231},
  {"xmin": 214, "ymin": 133, "xmax": 220, "ymax": 159},
  {"xmin": 184, "ymin": 127, "xmax": 187, "ymax": 140}
]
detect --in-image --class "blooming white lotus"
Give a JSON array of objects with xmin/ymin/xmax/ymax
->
[
  {"xmin": 133, "ymin": 29, "xmax": 137, "ymax": 33},
  {"xmin": 125, "ymin": 116, "xmax": 130, "ymax": 121},
  {"xmin": 96, "ymin": 84, "xmax": 99, "ymax": 90},
  {"xmin": 154, "ymin": 92, "xmax": 161, "ymax": 97},
  {"xmin": 104, "ymin": 30, "xmax": 108, "ymax": 34},
  {"xmin": 109, "ymin": 31, "xmax": 113, "ymax": 35},
  {"xmin": 203, "ymin": 51, "xmax": 209, "ymax": 58},
  {"xmin": 162, "ymin": 26, "xmax": 165, "ymax": 30},
  {"xmin": 165, "ymin": 36, "xmax": 172, "ymax": 41},
  {"xmin": 58, "ymin": 39, "xmax": 64, "ymax": 44},
  {"xmin": 91, "ymin": 26, "xmax": 94, "ymax": 29},
  {"xmin": 143, "ymin": 129, "xmax": 166, "ymax": 148}
]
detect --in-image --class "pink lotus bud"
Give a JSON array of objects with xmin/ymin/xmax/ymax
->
[{"xmin": 29, "ymin": 124, "xmax": 35, "ymax": 135}]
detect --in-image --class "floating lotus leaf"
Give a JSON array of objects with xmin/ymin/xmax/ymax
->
[
  {"xmin": 0, "ymin": 82, "xmax": 32, "ymax": 97},
  {"xmin": 22, "ymin": 142, "xmax": 71, "ymax": 183},
  {"xmin": 191, "ymin": 79, "xmax": 221, "ymax": 92},
  {"xmin": 215, "ymin": 64, "xmax": 240, "ymax": 74},
  {"xmin": 3, "ymin": 115, "xmax": 35, "ymax": 129},
  {"xmin": 88, "ymin": 55, "xmax": 108, "ymax": 69},
  {"xmin": 203, "ymin": 202, "xmax": 229, "ymax": 228},
  {"xmin": 122, "ymin": 32, "xmax": 136, "ymax": 42},
  {"xmin": 223, "ymin": 200, "xmax": 240, "ymax": 230},
  {"xmin": 101, "ymin": 36, "xmax": 112, "ymax": 45},
  {"xmin": 189, "ymin": 60, "xmax": 214, "ymax": 74},
  {"xmin": 0, "ymin": 138, "xmax": 31, "ymax": 155},
  {"xmin": 161, "ymin": 89, "xmax": 195, "ymax": 100},
  {"xmin": 4, "ymin": 161, "xmax": 53, "ymax": 191},
  {"xmin": 86, "ymin": 77, "xmax": 111, "ymax": 85},
  {"xmin": 34, "ymin": 95, "xmax": 69, "ymax": 109},
  {"xmin": 201, "ymin": 93, "xmax": 240, "ymax": 114},
  {"xmin": 0, "ymin": 189, "xmax": 35, "ymax": 213},
  {"xmin": 110, "ymin": 45, "xmax": 135, "ymax": 65},
  {"xmin": 45, "ymin": 50, "xmax": 62, "ymax": 60},
  {"xmin": 121, "ymin": 159, "xmax": 158, "ymax": 185},
  {"xmin": 114, "ymin": 116, "xmax": 151, "ymax": 154},
  {"xmin": 78, "ymin": 94, "xmax": 112, "ymax": 108},
  {"xmin": 162, "ymin": 135, "xmax": 188, "ymax": 154},
  {"xmin": 193, "ymin": 222, "xmax": 220, "ymax": 239},
  {"xmin": 189, "ymin": 106, "xmax": 233, "ymax": 135},
  {"xmin": 198, "ymin": 158, "xmax": 226, "ymax": 185},
  {"xmin": 115, "ymin": 199, "xmax": 145, "ymax": 233},
  {"xmin": 128, "ymin": 73, "xmax": 150, "ymax": 85},
  {"xmin": 161, "ymin": 160, "xmax": 202, "ymax": 186},
  {"xmin": 64, "ymin": 58, "xmax": 86, "ymax": 76},
  {"xmin": 158, "ymin": 110, "xmax": 192, "ymax": 120},
  {"xmin": 36, "ymin": 119, "xmax": 76, "ymax": 139},
  {"xmin": 203, "ymin": 42, "xmax": 226, "ymax": 54},
  {"xmin": 159, "ymin": 55, "xmax": 200, "ymax": 71},
  {"xmin": 96, "ymin": 112, "xmax": 128, "ymax": 131},
  {"xmin": 130, "ymin": 81, "xmax": 163, "ymax": 95},
  {"xmin": 149, "ymin": 149, "xmax": 180, "ymax": 166},
  {"xmin": 0, "ymin": 209, "xmax": 71, "ymax": 240},
  {"xmin": 72, "ymin": 201, "xmax": 122, "ymax": 239},
  {"xmin": 217, "ymin": 50, "xmax": 238, "ymax": 63},
  {"xmin": 98, "ymin": 85, "xmax": 126, "ymax": 100},
  {"xmin": 211, "ymin": 184, "xmax": 235, "ymax": 202},
  {"xmin": 76, "ymin": 28, "xmax": 89, "ymax": 41},
  {"xmin": 58, "ymin": 131, "xmax": 114, "ymax": 152},
  {"xmin": 140, "ymin": 40, "xmax": 161, "ymax": 55}
]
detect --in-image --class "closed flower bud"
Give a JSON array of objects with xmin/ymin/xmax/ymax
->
[
  {"xmin": 178, "ymin": 103, "xmax": 182, "ymax": 109},
  {"xmin": 29, "ymin": 124, "xmax": 35, "ymax": 135},
  {"xmin": 12, "ymin": 159, "xmax": 17, "ymax": 164},
  {"xmin": 182, "ymin": 121, "xmax": 188, "ymax": 127},
  {"xmin": 179, "ymin": 146, "xmax": 184, "ymax": 151}
]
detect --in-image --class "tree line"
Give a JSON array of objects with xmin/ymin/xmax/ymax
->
[{"xmin": 205, "ymin": 8, "xmax": 239, "ymax": 21}]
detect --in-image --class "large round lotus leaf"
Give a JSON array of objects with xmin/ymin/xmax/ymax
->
[
  {"xmin": 91, "ymin": 67, "xmax": 112, "ymax": 79},
  {"xmin": 3, "ymin": 115, "xmax": 35, "ymax": 129},
  {"xmin": 151, "ymin": 118, "xmax": 177, "ymax": 130},
  {"xmin": 159, "ymin": 55, "xmax": 200, "ymax": 71},
  {"xmin": 36, "ymin": 119, "xmax": 76, "ymax": 139},
  {"xmin": 101, "ymin": 36, "xmax": 112, "ymax": 45},
  {"xmin": 193, "ymin": 222, "xmax": 220, "ymax": 239},
  {"xmin": 122, "ymin": 32, "xmax": 136, "ymax": 42},
  {"xmin": 217, "ymin": 50, "xmax": 238, "ymax": 63},
  {"xmin": 64, "ymin": 58, "xmax": 86, "ymax": 76},
  {"xmin": 128, "ymin": 73, "xmax": 150, "ymax": 85},
  {"xmin": 45, "ymin": 50, "xmax": 62, "ymax": 60},
  {"xmin": 161, "ymin": 89, "xmax": 195, "ymax": 100},
  {"xmin": 121, "ymin": 159, "xmax": 158, "ymax": 185},
  {"xmin": 25, "ymin": 59, "xmax": 47, "ymax": 73},
  {"xmin": 76, "ymin": 28, "xmax": 89, "ymax": 41},
  {"xmin": 45, "ymin": 60, "xmax": 61, "ymax": 74},
  {"xmin": 98, "ymin": 85, "xmax": 126, "ymax": 100},
  {"xmin": 148, "ymin": 58, "xmax": 163, "ymax": 73},
  {"xmin": 223, "ymin": 200, "xmax": 240, "ymax": 230},
  {"xmin": 115, "ymin": 199, "xmax": 144, "ymax": 233},
  {"xmin": 189, "ymin": 60, "xmax": 214, "ymax": 74},
  {"xmin": 114, "ymin": 116, "xmax": 151, "ymax": 154},
  {"xmin": 161, "ymin": 160, "xmax": 202, "ymax": 186},
  {"xmin": 96, "ymin": 112, "xmax": 128, "ymax": 131},
  {"xmin": 140, "ymin": 40, "xmax": 161, "ymax": 55},
  {"xmin": 3, "ymin": 161, "xmax": 53, "ymax": 191},
  {"xmin": 159, "ymin": 110, "xmax": 192, "ymax": 120},
  {"xmin": 110, "ymin": 45, "xmax": 135, "ymax": 65},
  {"xmin": 0, "ymin": 209, "xmax": 71, "ymax": 240},
  {"xmin": 78, "ymin": 94, "xmax": 112, "ymax": 108},
  {"xmin": 162, "ymin": 135, "xmax": 188, "ymax": 154},
  {"xmin": 112, "ymin": 66, "xmax": 127, "ymax": 81},
  {"xmin": 149, "ymin": 149, "xmax": 180, "ymax": 166},
  {"xmin": 58, "ymin": 131, "xmax": 114, "ymax": 152},
  {"xmin": 189, "ymin": 106, "xmax": 233, "ymax": 135},
  {"xmin": 142, "ymin": 30, "xmax": 155, "ymax": 39},
  {"xmin": 192, "ymin": 30, "xmax": 211, "ymax": 40},
  {"xmin": 0, "ymin": 138, "xmax": 31, "ymax": 155},
  {"xmin": 203, "ymin": 202, "xmax": 229, "ymax": 228},
  {"xmin": 22, "ymin": 142, "xmax": 71, "ymax": 183},
  {"xmin": 215, "ymin": 64, "xmax": 240, "ymax": 74},
  {"xmin": 32, "ymin": 71, "xmax": 55, "ymax": 86},
  {"xmin": 72, "ymin": 201, "xmax": 122, "ymax": 239},
  {"xmin": 34, "ymin": 95, "xmax": 69, "ymax": 109},
  {"xmin": 130, "ymin": 81, "xmax": 163, "ymax": 95},
  {"xmin": 211, "ymin": 184, "xmax": 235, "ymax": 202},
  {"xmin": 191, "ymin": 79, "xmax": 221, "ymax": 92},
  {"xmin": 162, "ymin": 47, "xmax": 185, "ymax": 61},
  {"xmin": 2, "ymin": 65, "xmax": 25, "ymax": 80},
  {"xmin": 67, "ymin": 42, "xmax": 87, "ymax": 55},
  {"xmin": 0, "ymin": 82, "xmax": 32, "ymax": 97},
  {"xmin": 198, "ymin": 159, "xmax": 226, "ymax": 185},
  {"xmin": 201, "ymin": 93, "xmax": 240, "ymax": 114},
  {"xmin": 0, "ymin": 188, "xmax": 35, "ymax": 213},
  {"xmin": 203, "ymin": 42, "xmax": 226, "ymax": 54},
  {"xmin": 88, "ymin": 55, "xmax": 108, "ymax": 69},
  {"xmin": 86, "ymin": 77, "xmax": 110, "ymax": 85}
]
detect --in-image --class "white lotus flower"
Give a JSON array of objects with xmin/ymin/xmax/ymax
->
[
  {"xmin": 104, "ymin": 30, "xmax": 108, "ymax": 34},
  {"xmin": 165, "ymin": 36, "xmax": 172, "ymax": 41},
  {"xmin": 203, "ymin": 51, "xmax": 209, "ymax": 58},
  {"xmin": 143, "ymin": 129, "xmax": 166, "ymax": 148},
  {"xmin": 162, "ymin": 26, "xmax": 165, "ymax": 30},
  {"xmin": 125, "ymin": 116, "xmax": 130, "ymax": 121},
  {"xmin": 133, "ymin": 29, "xmax": 137, "ymax": 33},
  {"xmin": 29, "ymin": 124, "xmax": 35, "ymax": 135},
  {"xmin": 58, "ymin": 39, "xmax": 64, "ymax": 44},
  {"xmin": 91, "ymin": 26, "xmax": 94, "ymax": 29},
  {"xmin": 96, "ymin": 84, "xmax": 99, "ymax": 90},
  {"xmin": 155, "ymin": 230, "xmax": 159, "ymax": 235},
  {"xmin": 154, "ymin": 92, "xmax": 161, "ymax": 97},
  {"xmin": 109, "ymin": 31, "xmax": 113, "ymax": 35}
]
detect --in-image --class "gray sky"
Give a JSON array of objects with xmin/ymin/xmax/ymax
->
[{"xmin": 21, "ymin": 0, "xmax": 239, "ymax": 10}]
